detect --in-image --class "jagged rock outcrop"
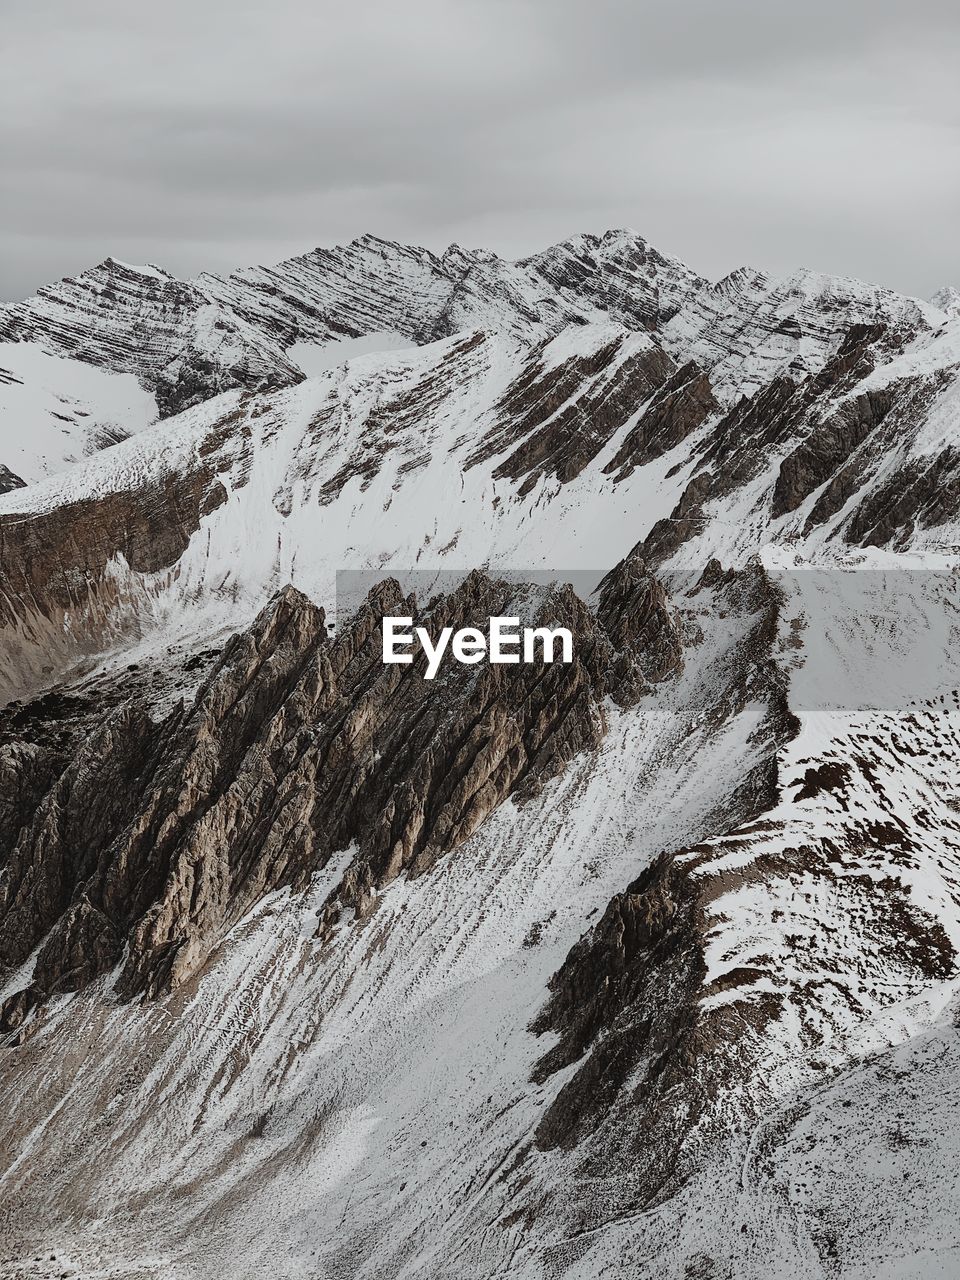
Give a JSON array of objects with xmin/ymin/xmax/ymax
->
[
  {"xmin": 616, "ymin": 318, "xmax": 960, "ymax": 566},
  {"xmin": 595, "ymin": 551, "xmax": 684, "ymax": 704},
  {"xmin": 690, "ymin": 319, "xmax": 901, "ymax": 506},
  {"xmin": 772, "ymin": 384, "xmax": 899, "ymax": 518},
  {"xmin": 661, "ymin": 265, "xmax": 942, "ymax": 402},
  {"xmin": 603, "ymin": 360, "xmax": 718, "ymax": 482},
  {"xmin": 468, "ymin": 325, "xmax": 674, "ymax": 491},
  {"xmin": 844, "ymin": 444, "xmax": 960, "ymax": 548},
  {"xmin": 531, "ymin": 846, "xmax": 706, "ymax": 1172},
  {"xmin": 0, "ymin": 465, "xmax": 25, "ymax": 495},
  {"xmin": 0, "ymin": 566, "xmax": 682, "ymax": 1033},
  {"xmin": 517, "ymin": 228, "xmax": 708, "ymax": 330}
]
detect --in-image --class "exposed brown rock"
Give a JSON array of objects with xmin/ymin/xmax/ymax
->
[
  {"xmin": 0, "ymin": 567, "xmax": 683, "ymax": 1032},
  {"xmin": 595, "ymin": 551, "xmax": 684, "ymax": 704},
  {"xmin": 603, "ymin": 361, "xmax": 718, "ymax": 482},
  {"xmin": 0, "ymin": 402, "xmax": 250, "ymax": 704},
  {"xmin": 773, "ymin": 385, "xmax": 898, "ymax": 518},
  {"xmin": 697, "ymin": 376, "xmax": 805, "ymax": 494},
  {"xmin": 531, "ymin": 848, "xmax": 704, "ymax": 1148},
  {"xmin": 468, "ymin": 332, "xmax": 674, "ymax": 493},
  {"xmin": 844, "ymin": 444, "xmax": 960, "ymax": 548}
]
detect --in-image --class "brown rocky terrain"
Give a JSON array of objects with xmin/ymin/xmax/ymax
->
[{"xmin": 0, "ymin": 562, "xmax": 683, "ymax": 1036}]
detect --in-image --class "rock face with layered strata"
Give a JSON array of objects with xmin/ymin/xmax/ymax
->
[{"xmin": 0, "ymin": 566, "xmax": 684, "ymax": 1034}]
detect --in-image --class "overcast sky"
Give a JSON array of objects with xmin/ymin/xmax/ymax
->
[{"xmin": 2, "ymin": 0, "xmax": 958, "ymax": 302}]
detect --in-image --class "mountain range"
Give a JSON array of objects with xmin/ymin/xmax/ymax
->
[{"xmin": 1, "ymin": 229, "xmax": 960, "ymax": 1280}]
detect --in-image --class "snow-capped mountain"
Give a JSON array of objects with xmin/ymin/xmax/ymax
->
[
  {"xmin": 931, "ymin": 284, "xmax": 960, "ymax": 318},
  {"xmin": 0, "ymin": 229, "xmax": 691, "ymax": 430},
  {"xmin": 1, "ymin": 231, "xmax": 960, "ymax": 1279}
]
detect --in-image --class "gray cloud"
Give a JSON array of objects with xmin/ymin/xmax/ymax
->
[{"xmin": 2, "ymin": 0, "xmax": 959, "ymax": 300}]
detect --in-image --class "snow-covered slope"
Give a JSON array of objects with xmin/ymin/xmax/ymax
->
[
  {"xmin": 0, "ymin": 342, "xmax": 156, "ymax": 486},
  {"xmin": 662, "ymin": 264, "xmax": 945, "ymax": 401},
  {"xmin": 0, "ymin": 322, "xmax": 693, "ymax": 700}
]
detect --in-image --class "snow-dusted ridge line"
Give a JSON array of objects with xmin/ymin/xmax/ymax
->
[
  {"xmin": 1, "ymin": 226, "xmax": 949, "ymax": 510},
  {"xmin": 3, "ymin": 298, "xmax": 960, "ymax": 713},
  {"xmin": 1, "ymin": 226, "xmax": 946, "ymax": 409}
]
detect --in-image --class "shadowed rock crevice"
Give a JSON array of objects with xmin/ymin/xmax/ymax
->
[{"xmin": 773, "ymin": 385, "xmax": 899, "ymax": 518}]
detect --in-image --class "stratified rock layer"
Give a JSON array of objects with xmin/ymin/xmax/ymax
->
[{"xmin": 0, "ymin": 567, "xmax": 682, "ymax": 1033}]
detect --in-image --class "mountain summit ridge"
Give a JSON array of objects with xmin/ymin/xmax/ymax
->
[{"xmin": 1, "ymin": 227, "xmax": 947, "ymax": 487}]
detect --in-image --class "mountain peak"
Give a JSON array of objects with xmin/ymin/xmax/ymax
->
[
  {"xmin": 98, "ymin": 255, "xmax": 173, "ymax": 281},
  {"xmin": 932, "ymin": 284, "xmax": 960, "ymax": 317}
]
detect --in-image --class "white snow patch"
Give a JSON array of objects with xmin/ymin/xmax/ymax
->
[
  {"xmin": 0, "ymin": 342, "xmax": 156, "ymax": 484},
  {"xmin": 288, "ymin": 331, "xmax": 413, "ymax": 376}
]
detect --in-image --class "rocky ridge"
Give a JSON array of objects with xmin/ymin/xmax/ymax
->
[
  {"xmin": 2, "ymin": 229, "xmax": 943, "ymax": 431},
  {"xmin": 1, "ymin": 229, "xmax": 704, "ymax": 426},
  {"xmin": 0, "ymin": 561, "xmax": 681, "ymax": 1035},
  {"xmin": 3, "ymin": 299, "xmax": 960, "ymax": 714}
]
